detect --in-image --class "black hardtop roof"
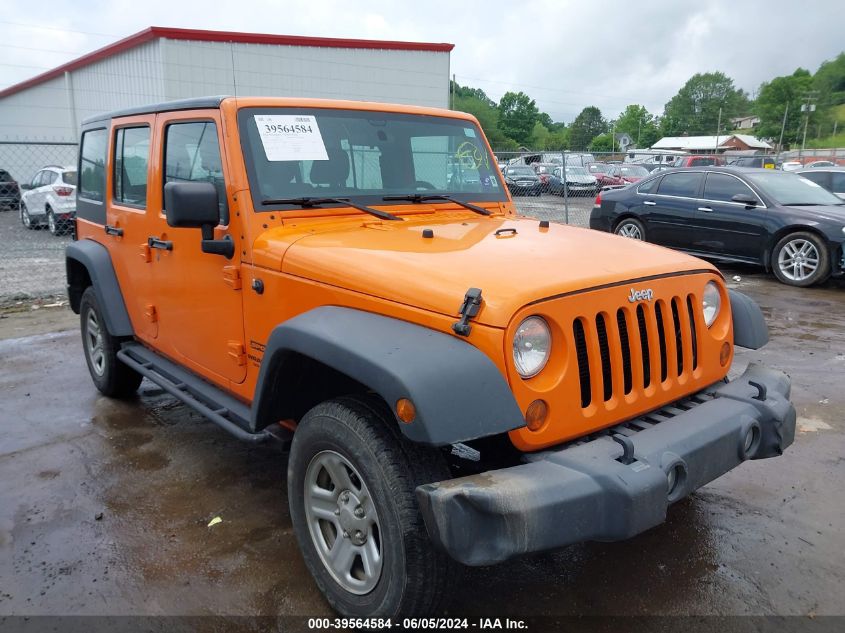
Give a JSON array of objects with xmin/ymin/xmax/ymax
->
[{"xmin": 81, "ymin": 96, "xmax": 229, "ymax": 126}]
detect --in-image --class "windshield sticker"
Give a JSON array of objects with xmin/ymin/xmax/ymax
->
[
  {"xmin": 454, "ymin": 141, "xmax": 489, "ymax": 171},
  {"xmin": 464, "ymin": 127, "xmax": 477, "ymax": 138},
  {"xmin": 254, "ymin": 115, "xmax": 328, "ymax": 162}
]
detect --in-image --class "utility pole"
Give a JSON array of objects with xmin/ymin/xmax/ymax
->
[
  {"xmin": 715, "ymin": 107, "xmax": 722, "ymax": 153},
  {"xmin": 450, "ymin": 73, "xmax": 456, "ymax": 110},
  {"xmin": 778, "ymin": 103, "xmax": 789, "ymax": 154},
  {"xmin": 800, "ymin": 91, "xmax": 819, "ymax": 157}
]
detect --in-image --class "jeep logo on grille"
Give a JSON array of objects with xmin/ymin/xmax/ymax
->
[{"xmin": 628, "ymin": 288, "xmax": 654, "ymax": 303}]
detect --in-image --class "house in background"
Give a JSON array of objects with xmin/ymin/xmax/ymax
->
[
  {"xmin": 731, "ymin": 115, "xmax": 760, "ymax": 130},
  {"xmin": 651, "ymin": 134, "xmax": 773, "ymax": 154}
]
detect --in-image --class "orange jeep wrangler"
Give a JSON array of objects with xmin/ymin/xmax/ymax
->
[{"xmin": 66, "ymin": 96, "xmax": 796, "ymax": 617}]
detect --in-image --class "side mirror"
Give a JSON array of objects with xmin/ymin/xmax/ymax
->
[
  {"xmin": 163, "ymin": 181, "xmax": 233, "ymax": 258},
  {"xmin": 20, "ymin": 183, "xmax": 32, "ymax": 190},
  {"xmin": 731, "ymin": 193, "xmax": 758, "ymax": 207}
]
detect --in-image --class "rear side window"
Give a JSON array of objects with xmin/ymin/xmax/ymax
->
[
  {"xmin": 831, "ymin": 172, "xmax": 845, "ymax": 192},
  {"xmin": 703, "ymin": 173, "xmax": 756, "ymax": 203},
  {"xmin": 657, "ymin": 172, "xmax": 703, "ymax": 197},
  {"xmin": 79, "ymin": 129, "xmax": 107, "ymax": 202},
  {"xmin": 799, "ymin": 171, "xmax": 828, "ymax": 187},
  {"xmin": 43, "ymin": 171, "xmax": 58, "ymax": 185},
  {"xmin": 164, "ymin": 121, "xmax": 227, "ymax": 222},
  {"xmin": 114, "ymin": 126, "xmax": 150, "ymax": 206},
  {"xmin": 637, "ymin": 177, "xmax": 659, "ymax": 194}
]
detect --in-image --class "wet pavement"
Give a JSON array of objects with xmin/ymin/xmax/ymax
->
[{"xmin": 1, "ymin": 265, "xmax": 843, "ymax": 620}]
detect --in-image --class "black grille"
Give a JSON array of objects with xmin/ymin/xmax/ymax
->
[
  {"xmin": 596, "ymin": 314, "xmax": 613, "ymax": 401},
  {"xmin": 616, "ymin": 309, "xmax": 633, "ymax": 394},
  {"xmin": 574, "ymin": 293, "xmax": 700, "ymax": 409},
  {"xmin": 573, "ymin": 319, "xmax": 591, "ymax": 408},
  {"xmin": 636, "ymin": 304, "xmax": 651, "ymax": 388}
]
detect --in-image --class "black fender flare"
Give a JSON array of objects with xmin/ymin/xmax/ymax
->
[
  {"xmin": 729, "ymin": 289, "xmax": 768, "ymax": 350},
  {"xmin": 65, "ymin": 240, "xmax": 134, "ymax": 337},
  {"xmin": 251, "ymin": 306, "xmax": 526, "ymax": 445}
]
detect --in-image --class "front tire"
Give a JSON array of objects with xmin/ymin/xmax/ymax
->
[
  {"xmin": 772, "ymin": 232, "xmax": 829, "ymax": 287},
  {"xmin": 614, "ymin": 217, "xmax": 646, "ymax": 240},
  {"xmin": 20, "ymin": 202, "xmax": 34, "ymax": 229},
  {"xmin": 288, "ymin": 395, "xmax": 458, "ymax": 617},
  {"xmin": 80, "ymin": 287, "xmax": 142, "ymax": 397}
]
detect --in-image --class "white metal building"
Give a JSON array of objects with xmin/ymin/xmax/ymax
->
[{"xmin": 0, "ymin": 26, "xmax": 453, "ymax": 182}]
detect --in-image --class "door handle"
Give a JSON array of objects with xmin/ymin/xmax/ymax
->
[
  {"xmin": 104, "ymin": 224, "xmax": 124, "ymax": 236},
  {"xmin": 147, "ymin": 236, "xmax": 173, "ymax": 251},
  {"xmin": 697, "ymin": 207, "xmax": 713, "ymax": 213},
  {"xmin": 643, "ymin": 200, "xmax": 656, "ymax": 206}
]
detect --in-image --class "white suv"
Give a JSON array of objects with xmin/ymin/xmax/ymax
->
[{"xmin": 20, "ymin": 165, "xmax": 77, "ymax": 235}]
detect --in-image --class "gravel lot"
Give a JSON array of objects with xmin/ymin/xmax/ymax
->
[{"xmin": 0, "ymin": 208, "xmax": 71, "ymax": 305}]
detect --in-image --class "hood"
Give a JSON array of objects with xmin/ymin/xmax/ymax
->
[
  {"xmin": 270, "ymin": 213, "xmax": 715, "ymax": 328},
  {"xmin": 565, "ymin": 174, "xmax": 596, "ymax": 184}
]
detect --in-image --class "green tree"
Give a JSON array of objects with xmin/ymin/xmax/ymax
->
[
  {"xmin": 546, "ymin": 128, "xmax": 569, "ymax": 150},
  {"xmin": 663, "ymin": 72, "xmax": 749, "ymax": 136},
  {"xmin": 498, "ymin": 91, "xmax": 540, "ymax": 145},
  {"xmin": 528, "ymin": 121, "xmax": 550, "ymax": 149},
  {"xmin": 754, "ymin": 69, "xmax": 813, "ymax": 148},
  {"xmin": 614, "ymin": 104, "xmax": 661, "ymax": 148},
  {"xmin": 813, "ymin": 52, "xmax": 845, "ymax": 106},
  {"xmin": 588, "ymin": 133, "xmax": 614, "ymax": 152},
  {"xmin": 569, "ymin": 106, "xmax": 607, "ymax": 150}
]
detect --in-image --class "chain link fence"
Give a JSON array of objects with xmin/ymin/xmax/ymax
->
[{"xmin": 0, "ymin": 141, "xmax": 77, "ymax": 306}]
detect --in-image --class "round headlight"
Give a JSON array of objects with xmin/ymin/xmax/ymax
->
[
  {"xmin": 513, "ymin": 316, "xmax": 551, "ymax": 378},
  {"xmin": 702, "ymin": 281, "xmax": 721, "ymax": 327}
]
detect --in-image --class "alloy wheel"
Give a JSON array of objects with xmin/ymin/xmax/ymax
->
[
  {"xmin": 85, "ymin": 310, "xmax": 106, "ymax": 377},
  {"xmin": 616, "ymin": 222, "xmax": 643, "ymax": 240},
  {"xmin": 304, "ymin": 450, "xmax": 382, "ymax": 595},
  {"xmin": 778, "ymin": 238, "xmax": 819, "ymax": 282}
]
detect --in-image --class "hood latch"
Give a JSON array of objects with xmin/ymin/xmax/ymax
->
[{"xmin": 452, "ymin": 287, "xmax": 483, "ymax": 336}]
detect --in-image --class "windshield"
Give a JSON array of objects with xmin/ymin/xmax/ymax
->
[
  {"xmin": 620, "ymin": 165, "xmax": 648, "ymax": 177},
  {"xmin": 505, "ymin": 166, "xmax": 535, "ymax": 177},
  {"xmin": 238, "ymin": 107, "xmax": 506, "ymax": 210},
  {"xmin": 587, "ymin": 163, "xmax": 608, "ymax": 173},
  {"xmin": 566, "ymin": 167, "xmax": 588, "ymax": 176},
  {"xmin": 748, "ymin": 172, "xmax": 844, "ymax": 206}
]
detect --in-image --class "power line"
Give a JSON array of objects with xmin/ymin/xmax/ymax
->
[{"xmin": 0, "ymin": 20, "xmax": 120, "ymax": 38}]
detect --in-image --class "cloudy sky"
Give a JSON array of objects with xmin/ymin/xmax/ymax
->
[{"xmin": 1, "ymin": 0, "xmax": 841, "ymax": 123}]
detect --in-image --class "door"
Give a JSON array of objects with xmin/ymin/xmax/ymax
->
[
  {"xmin": 25, "ymin": 170, "xmax": 47, "ymax": 213},
  {"xmin": 103, "ymin": 117, "xmax": 160, "ymax": 341},
  {"xmin": 147, "ymin": 113, "xmax": 246, "ymax": 385},
  {"xmin": 691, "ymin": 172, "xmax": 767, "ymax": 261},
  {"xmin": 643, "ymin": 171, "xmax": 704, "ymax": 249}
]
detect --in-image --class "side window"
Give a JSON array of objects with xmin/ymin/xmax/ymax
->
[
  {"xmin": 79, "ymin": 129, "xmax": 107, "ymax": 202},
  {"xmin": 31, "ymin": 171, "xmax": 44, "ymax": 188},
  {"xmin": 44, "ymin": 171, "xmax": 58, "ymax": 185},
  {"xmin": 114, "ymin": 126, "xmax": 150, "ymax": 206},
  {"xmin": 637, "ymin": 177, "xmax": 660, "ymax": 194},
  {"xmin": 800, "ymin": 171, "xmax": 828, "ymax": 187},
  {"xmin": 831, "ymin": 172, "xmax": 845, "ymax": 193},
  {"xmin": 164, "ymin": 121, "xmax": 227, "ymax": 223},
  {"xmin": 703, "ymin": 173, "xmax": 756, "ymax": 203},
  {"xmin": 657, "ymin": 172, "xmax": 704, "ymax": 197}
]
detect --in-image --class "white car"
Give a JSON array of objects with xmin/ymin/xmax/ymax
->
[
  {"xmin": 780, "ymin": 161, "xmax": 803, "ymax": 172},
  {"xmin": 20, "ymin": 165, "xmax": 77, "ymax": 235}
]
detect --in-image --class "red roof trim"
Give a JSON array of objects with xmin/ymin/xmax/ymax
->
[{"xmin": 0, "ymin": 26, "xmax": 454, "ymax": 99}]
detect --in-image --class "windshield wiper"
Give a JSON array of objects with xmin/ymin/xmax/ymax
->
[
  {"xmin": 382, "ymin": 194, "xmax": 491, "ymax": 216},
  {"xmin": 260, "ymin": 196, "xmax": 402, "ymax": 221}
]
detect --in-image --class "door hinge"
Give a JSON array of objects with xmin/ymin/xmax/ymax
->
[
  {"xmin": 144, "ymin": 304, "xmax": 158, "ymax": 323},
  {"xmin": 227, "ymin": 341, "xmax": 247, "ymax": 366},
  {"xmin": 223, "ymin": 265, "xmax": 242, "ymax": 290},
  {"xmin": 452, "ymin": 287, "xmax": 483, "ymax": 336}
]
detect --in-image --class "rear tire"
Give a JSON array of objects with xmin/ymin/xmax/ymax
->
[
  {"xmin": 47, "ymin": 208, "xmax": 58, "ymax": 235},
  {"xmin": 771, "ymin": 232, "xmax": 829, "ymax": 287},
  {"xmin": 80, "ymin": 287, "xmax": 142, "ymax": 398},
  {"xmin": 288, "ymin": 395, "xmax": 458, "ymax": 617},
  {"xmin": 614, "ymin": 217, "xmax": 646, "ymax": 240}
]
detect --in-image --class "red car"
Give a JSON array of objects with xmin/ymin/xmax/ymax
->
[
  {"xmin": 608, "ymin": 164, "xmax": 650, "ymax": 184},
  {"xmin": 672, "ymin": 155, "xmax": 726, "ymax": 168},
  {"xmin": 587, "ymin": 162, "xmax": 626, "ymax": 188}
]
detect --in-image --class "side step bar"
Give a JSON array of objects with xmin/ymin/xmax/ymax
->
[{"xmin": 117, "ymin": 343, "xmax": 288, "ymax": 445}]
